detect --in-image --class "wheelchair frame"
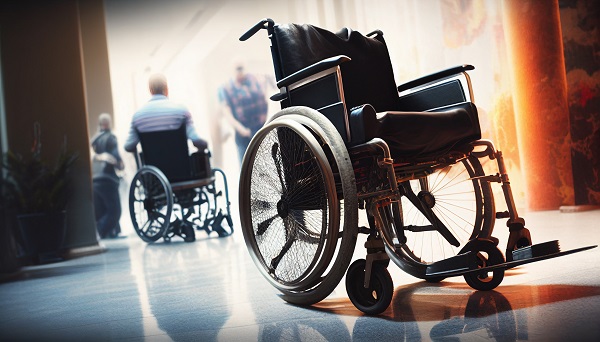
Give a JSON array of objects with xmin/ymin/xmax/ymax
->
[
  {"xmin": 238, "ymin": 19, "xmax": 596, "ymax": 315},
  {"xmin": 128, "ymin": 125, "xmax": 233, "ymax": 243}
]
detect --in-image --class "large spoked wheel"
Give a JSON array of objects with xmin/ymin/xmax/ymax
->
[
  {"xmin": 394, "ymin": 156, "xmax": 494, "ymax": 278},
  {"xmin": 240, "ymin": 107, "xmax": 358, "ymax": 305},
  {"xmin": 462, "ymin": 239, "xmax": 505, "ymax": 291},
  {"xmin": 346, "ymin": 259, "xmax": 393, "ymax": 315},
  {"xmin": 129, "ymin": 166, "xmax": 173, "ymax": 242}
]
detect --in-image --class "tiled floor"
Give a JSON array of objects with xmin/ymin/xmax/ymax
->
[{"xmin": 1, "ymin": 210, "xmax": 599, "ymax": 341}]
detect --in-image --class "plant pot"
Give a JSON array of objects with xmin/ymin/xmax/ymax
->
[
  {"xmin": 0, "ymin": 207, "xmax": 21, "ymax": 274},
  {"xmin": 17, "ymin": 210, "xmax": 67, "ymax": 264}
]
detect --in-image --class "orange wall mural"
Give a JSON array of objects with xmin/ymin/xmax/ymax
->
[{"xmin": 560, "ymin": 0, "xmax": 600, "ymax": 206}]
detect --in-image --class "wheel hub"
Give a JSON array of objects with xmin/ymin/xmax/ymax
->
[
  {"xmin": 277, "ymin": 199, "xmax": 289, "ymax": 219},
  {"xmin": 418, "ymin": 191, "xmax": 436, "ymax": 208},
  {"xmin": 144, "ymin": 198, "xmax": 154, "ymax": 211}
]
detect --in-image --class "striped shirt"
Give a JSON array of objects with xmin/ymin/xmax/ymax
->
[{"xmin": 124, "ymin": 95, "xmax": 207, "ymax": 152}]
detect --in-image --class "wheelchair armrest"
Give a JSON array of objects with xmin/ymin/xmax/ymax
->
[
  {"xmin": 276, "ymin": 55, "xmax": 351, "ymax": 89},
  {"xmin": 397, "ymin": 64, "xmax": 474, "ymax": 92}
]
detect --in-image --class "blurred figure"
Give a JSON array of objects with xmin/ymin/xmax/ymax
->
[
  {"xmin": 91, "ymin": 113, "xmax": 124, "ymax": 239},
  {"xmin": 124, "ymin": 73, "xmax": 208, "ymax": 152},
  {"xmin": 218, "ymin": 60, "xmax": 268, "ymax": 163}
]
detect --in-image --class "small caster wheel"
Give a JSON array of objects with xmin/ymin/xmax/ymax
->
[
  {"xmin": 346, "ymin": 259, "xmax": 393, "ymax": 315},
  {"xmin": 182, "ymin": 224, "xmax": 196, "ymax": 242},
  {"xmin": 425, "ymin": 276, "xmax": 445, "ymax": 283},
  {"xmin": 462, "ymin": 239, "xmax": 505, "ymax": 291},
  {"xmin": 506, "ymin": 227, "xmax": 532, "ymax": 262}
]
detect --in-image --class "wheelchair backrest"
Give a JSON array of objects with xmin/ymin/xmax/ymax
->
[
  {"xmin": 272, "ymin": 23, "xmax": 400, "ymax": 113},
  {"xmin": 137, "ymin": 124, "xmax": 192, "ymax": 183}
]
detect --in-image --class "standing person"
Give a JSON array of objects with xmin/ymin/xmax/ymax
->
[
  {"xmin": 124, "ymin": 73, "xmax": 208, "ymax": 152},
  {"xmin": 218, "ymin": 61, "xmax": 268, "ymax": 163},
  {"xmin": 91, "ymin": 113, "xmax": 124, "ymax": 239}
]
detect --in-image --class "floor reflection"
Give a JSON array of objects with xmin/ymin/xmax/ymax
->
[
  {"xmin": 313, "ymin": 281, "xmax": 600, "ymax": 341},
  {"xmin": 129, "ymin": 237, "xmax": 233, "ymax": 341}
]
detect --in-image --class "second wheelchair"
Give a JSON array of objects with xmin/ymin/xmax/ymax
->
[{"xmin": 128, "ymin": 124, "xmax": 233, "ymax": 243}]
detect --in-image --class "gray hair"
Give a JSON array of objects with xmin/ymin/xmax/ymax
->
[{"xmin": 98, "ymin": 113, "xmax": 112, "ymax": 130}]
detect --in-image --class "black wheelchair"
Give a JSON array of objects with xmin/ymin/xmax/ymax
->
[
  {"xmin": 128, "ymin": 124, "xmax": 233, "ymax": 243},
  {"xmin": 238, "ymin": 19, "xmax": 596, "ymax": 315}
]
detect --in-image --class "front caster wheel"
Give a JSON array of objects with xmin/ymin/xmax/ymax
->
[
  {"xmin": 346, "ymin": 259, "xmax": 393, "ymax": 315},
  {"xmin": 182, "ymin": 224, "xmax": 196, "ymax": 242},
  {"xmin": 462, "ymin": 239, "xmax": 505, "ymax": 291},
  {"xmin": 425, "ymin": 276, "xmax": 445, "ymax": 283}
]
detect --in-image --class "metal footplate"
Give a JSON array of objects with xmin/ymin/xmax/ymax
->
[{"xmin": 426, "ymin": 241, "xmax": 597, "ymax": 278}]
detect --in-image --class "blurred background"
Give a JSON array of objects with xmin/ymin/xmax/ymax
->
[{"xmin": 1, "ymin": 0, "xmax": 598, "ymax": 254}]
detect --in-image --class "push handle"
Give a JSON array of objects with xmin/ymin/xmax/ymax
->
[{"xmin": 239, "ymin": 18, "xmax": 274, "ymax": 41}]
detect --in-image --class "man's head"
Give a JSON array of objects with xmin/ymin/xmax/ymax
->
[
  {"xmin": 149, "ymin": 73, "xmax": 168, "ymax": 96},
  {"xmin": 98, "ymin": 113, "xmax": 112, "ymax": 132},
  {"xmin": 232, "ymin": 58, "xmax": 246, "ymax": 83}
]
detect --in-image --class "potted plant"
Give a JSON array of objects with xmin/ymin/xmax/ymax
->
[{"xmin": 1, "ymin": 122, "xmax": 78, "ymax": 264}]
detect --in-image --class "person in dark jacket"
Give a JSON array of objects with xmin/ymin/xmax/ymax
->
[{"xmin": 91, "ymin": 113, "xmax": 124, "ymax": 239}]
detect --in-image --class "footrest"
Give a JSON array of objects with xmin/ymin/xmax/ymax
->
[
  {"xmin": 425, "ymin": 252, "xmax": 475, "ymax": 277},
  {"xmin": 422, "ymin": 243, "xmax": 597, "ymax": 278},
  {"xmin": 512, "ymin": 240, "xmax": 561, "ymax": 261}
]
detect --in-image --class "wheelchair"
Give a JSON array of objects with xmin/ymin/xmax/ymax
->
[
  {"xmin": 237, "ymin": 19, "xmax": 596, "ymax": 315},
  {"xmin": 128, "ymin": 124, "xmax": 233, "ymax": 243}
]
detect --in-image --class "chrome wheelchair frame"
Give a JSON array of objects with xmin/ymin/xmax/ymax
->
[
  {"xmin": 128, "ymin": 124, "xmax": 233, "ymax": 243},
  {"xmin": 238, "ymin": 18, "xmax": 596, "ymax": 315}
]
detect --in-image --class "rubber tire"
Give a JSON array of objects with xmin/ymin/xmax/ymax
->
[
  {"xmin": 129, "ymin": 166, "xmax": 173, "ymax": 243},
  {"xmin": 182, "ymin": 224, "xmax": 196, "ymax": 242},
  {"xmin": 425, "ymin": 276, "xmax": 445, "ymax": 283},
  {"xmin": 241, "ymin": 107, "xmax": 358, "ymax": 306},
  {"xmin": 463, "ymin": 240, "xmax": 505, "ymax": 291},
  {"xmin": 271, "ymin": 108, "xmax": 358, "ymax": 305},
  {"xmin": 346, "ymin": 259, "xmax": 394, "ymax": 315},
  {"xmin": 241, "ymin": 118, "xmax": 338, "ymax": 291}
]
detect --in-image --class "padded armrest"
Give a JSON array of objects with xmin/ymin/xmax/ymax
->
[
  {"xmin": 397, "ymin": 65, "xmax": 474, "ymax": 92},
  {"xmin": 276, "ymin": 55, "xmax": 351, "ymax": 88}
]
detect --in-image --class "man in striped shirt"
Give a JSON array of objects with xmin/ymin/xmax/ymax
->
[{"xmin": 124, "ymin": 74, "xmax": 208, "ymax": 152}]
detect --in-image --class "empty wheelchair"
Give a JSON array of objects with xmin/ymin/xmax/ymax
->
[
  {"xmin": 129, "ymin": 124, "xmax": 233, "ymax": 243},
  {"xmin": 238, "ymin": 19, "xmax": 596, "ymax": 315}
]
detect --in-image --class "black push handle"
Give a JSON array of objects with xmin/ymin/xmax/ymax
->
[
  {"xmin": 366, "ymin": 30, "xmax": 383, "ymax": 38},
  {"xmin": 239, "ymin": 18, "xmax": 274, "ymax": 41}
]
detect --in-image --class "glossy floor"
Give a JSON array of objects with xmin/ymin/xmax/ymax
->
[{"xmin": 1, "ymin": 210, "xmax": 599, "ymax": 341}]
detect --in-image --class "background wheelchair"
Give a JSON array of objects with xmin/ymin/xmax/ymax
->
[
  {"xmin": 238, "ymin": 19, "xmax": 596, "ymax": 315},
  {"xmin": 128, "ymin": 124, "xmax": 233, "ymax": 243}
]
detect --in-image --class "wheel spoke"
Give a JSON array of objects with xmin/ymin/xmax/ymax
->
[
  {"xmin": 271, "ymin": 234, "xmax": 296, "ymax": 271},
  {"xmin": 246, "ymin": 125, "xmax": 331, "ymax": 286},
  {"xmin": 398, "ymin": 157, "xmax": 492, "ymax": 265},
  {"xmin": 257, "ymin": 214, "xmax": 279, "ymax": 236}
]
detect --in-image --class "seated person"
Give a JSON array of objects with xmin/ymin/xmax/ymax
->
[{"xmin": 124, "ymin": 73, "xmax": 208, "ymax": 153}]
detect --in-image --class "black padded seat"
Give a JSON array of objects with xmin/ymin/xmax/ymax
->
[
  {"xmin": 352, "ymin": 102, "xmax": 480, "ymax": 161},
  {"xmin": 171, "ymin": 177, "xmax": 215, "ymax": 191},
  {"xmin": 377, "ymin": 102, "xmax": 481, "ymax": 160}
]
